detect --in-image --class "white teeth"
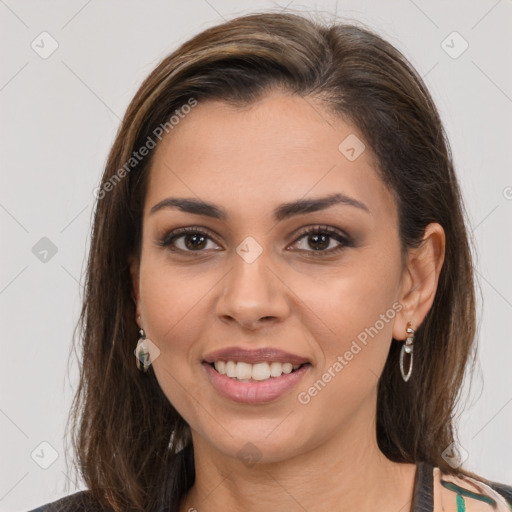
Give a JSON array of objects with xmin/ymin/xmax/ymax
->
[
  {"xmin": 252, "ymin": 362, "xmax": 271, "ymax": 381},
  {"xmin": 225, "ymin": 361, "xmax": 237, "ymax": 378},
  {"xmin": 235, "ymin": 362, "xmax": 252, "ymax": 380},
  {"xmin": 213, "ymin": 360, "xmax": 303, "ymax": 380},
  {"xmin": 282, "ymin": 363, "xmax": 293, "ymax": 374},
  {"xmin": 270, "ymin": 361, "xmax": 283, "ymax": 377}
]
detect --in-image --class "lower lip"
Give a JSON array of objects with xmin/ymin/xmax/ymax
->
[{"xmin": 202, "ymin": 363, "xmax": 311, "ymax": 404}]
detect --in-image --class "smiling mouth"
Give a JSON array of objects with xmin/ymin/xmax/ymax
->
[{"xmin": 207, "ymin": 361, "xmax": 310, "ymax": 382}]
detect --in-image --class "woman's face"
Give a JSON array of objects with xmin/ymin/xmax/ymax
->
[{"xmin": 131, "ymin": 90, "xmax": 410, "ymax": 463}]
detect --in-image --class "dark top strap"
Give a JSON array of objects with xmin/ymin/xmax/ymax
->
[
  {"xmin": 27, "ymin": 490, "xmax": 103, "ymax": 512},
  {"xmin": 411, "ymin": 461, "xmax": 434, "ymax": 512},
  {"xmin": 488, "ymin": 481, "xmax": 512, "ymax": 508},
  {"xmin": 411, "ymin": 461, "xmax": 512, "ymax": 511}
]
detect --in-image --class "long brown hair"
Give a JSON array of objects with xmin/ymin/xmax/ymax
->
[{"xmin": 67, "ymin": 11, "xmax": 478, "ymax": 511}]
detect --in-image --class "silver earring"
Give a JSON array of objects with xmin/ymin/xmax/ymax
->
[
  {"xmin": 135, "ymin": 328, "xmax": 151, "ymax": 372},
  {"xmin": 399, "ymin": 322, "xmax": 415, "ymax": 382}
]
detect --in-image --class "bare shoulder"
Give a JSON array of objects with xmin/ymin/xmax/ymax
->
[
  {"xmin": 27, "ymin": 490, "xmax": 104, "ymax": 512},
  {"xmin": 433, "ymin": 467, "xmax": 512, "ymax": 511}
]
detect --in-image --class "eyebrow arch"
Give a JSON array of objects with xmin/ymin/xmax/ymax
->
[{"xmin": 149, "ymin": 193, "xmax": 370, "ymax": 221}]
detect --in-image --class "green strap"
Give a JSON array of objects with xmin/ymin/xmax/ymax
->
[{"xmin": 441, "ymin": 479, "xmax": 497, "ymax": 506}]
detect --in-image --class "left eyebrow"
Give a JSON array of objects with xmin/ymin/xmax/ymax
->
[
  {"xmin": 149, "ymin": 192, "xmax": 370, "ymax": 221},
  {"xmin": 273, "ymin": 193, "xmax": 370, "ymax": 221}
]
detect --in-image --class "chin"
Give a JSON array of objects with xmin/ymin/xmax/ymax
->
[{"xmin": 195, "ymin": 422, "xmax": 311, "ymax": 466}]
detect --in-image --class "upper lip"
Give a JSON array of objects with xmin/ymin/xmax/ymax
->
[{"xmin": 203, "ymin": 347, "xmax": 310, "ymax": 365}]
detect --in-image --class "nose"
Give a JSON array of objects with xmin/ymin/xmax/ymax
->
[{"xmin": 216, "ymin": 249, "xmax": 290, "ymax": 330}]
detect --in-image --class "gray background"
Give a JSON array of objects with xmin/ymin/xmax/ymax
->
[{"xmin": 1, "ymin": 1, "xmax": 511, "ymax": 510}]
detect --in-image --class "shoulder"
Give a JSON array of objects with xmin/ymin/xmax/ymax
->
[
  {"xmin": 434, "ymin": 467, "xmax": 512, "ymax": 511},
  {"xmin": 27, "ymin": 490, "xmax": 104, "ymax": 512}
]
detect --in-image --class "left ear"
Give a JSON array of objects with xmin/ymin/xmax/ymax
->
[
  {"xmin": 392, "ymin": 222, "xmax": 446, "ymax": 340},
  {"xmin": 128, "ymin": 253, "xmax": 143, "ymax": 330}
]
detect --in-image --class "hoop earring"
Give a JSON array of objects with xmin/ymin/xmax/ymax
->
[
  {"xmin": 399, "ymin": 322, "xmax": 415, "ymax": 382},
  {"xmin": 135, "ymin": 328, "xmax": 152, "ymax": 372}
]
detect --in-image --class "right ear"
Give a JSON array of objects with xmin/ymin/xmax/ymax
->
[{"xmin": 128, "ymin": 254, "xmax": 142, "ymax": 328}]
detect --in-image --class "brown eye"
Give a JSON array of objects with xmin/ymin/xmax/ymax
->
[
  {"xmin": 182, "ymin": 232, "xmax": 208, "ymax": 250},
  {"xmin": 158, "ymin": 228, "xmax": 221, "ymax": 252},
  {"xmin": 290, "ymin": 226, "xmax": 353, "ymax": 256},
  {"xmin": 305, "ymin": 232, "xmax": 331, "ymax": 251}
]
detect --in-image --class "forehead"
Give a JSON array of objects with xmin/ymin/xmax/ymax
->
[{"xmin": 144, "ymin": 91, "xmax": 395, "ymax": 224}]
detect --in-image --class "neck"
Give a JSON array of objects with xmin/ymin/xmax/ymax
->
[{"xmin": 179, "ymin": 403, "xmax": 417, "ymax": 512}]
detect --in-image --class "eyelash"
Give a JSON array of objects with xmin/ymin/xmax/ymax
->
[{"xmin": 157, "ymin": 225, "xmax": 353, "ymax": 257}]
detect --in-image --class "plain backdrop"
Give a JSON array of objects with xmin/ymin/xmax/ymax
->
[{"xmin": 1, "ymin": 1, "xmax": 511, "ymax": 510}]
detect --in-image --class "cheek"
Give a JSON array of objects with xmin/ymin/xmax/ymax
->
[
  {"xmin": 289, "ymin": 258, "xmax": 402, "ymax": 439},
  {"xmin": 139, "ymin": 260, "xmax": 214, "ymax": 353},
  {"xmin": 137, "ymin": 260, "xmax": 215, "ymax": 415},
  {"xmin": 301, "ymin": 239, "xmax": 403, "ymax": 378}
]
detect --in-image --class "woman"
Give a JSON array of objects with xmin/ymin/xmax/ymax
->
[{"xmin": 30, "ymin": 11, "xmax": 512, "ymax": 512}]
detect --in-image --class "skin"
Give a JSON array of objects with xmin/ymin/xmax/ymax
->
[{"xmin": 130, "ymin": 90, "xmax": 445, "ymax": 512}]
